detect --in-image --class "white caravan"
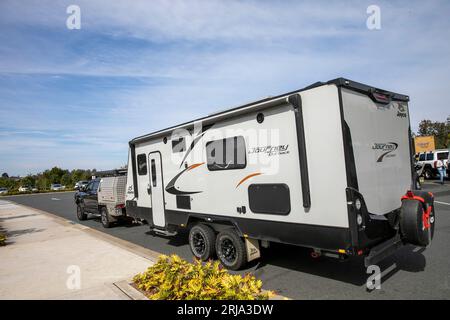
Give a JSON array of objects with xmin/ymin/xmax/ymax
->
[{"xmin": 125, "ymin": 78, "xmax": 435, "ymax": 270}]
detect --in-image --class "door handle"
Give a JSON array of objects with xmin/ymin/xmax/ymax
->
[{"xmin": 147, "ymin": 183, "xmax": 152, "ymax": 195}]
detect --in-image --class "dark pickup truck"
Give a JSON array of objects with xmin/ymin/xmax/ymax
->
[
  {"xmin": 74, "ymin": 178, "xmax": 106, "ymax": 224},
  {"xmin": 74, "ymin": 173, "xmax": 127, "ymax": 228}
]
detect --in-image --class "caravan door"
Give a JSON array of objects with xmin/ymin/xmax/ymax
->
[{"xmin": 148, "ymin": 152, "xmax": 166, "ymax": 227}]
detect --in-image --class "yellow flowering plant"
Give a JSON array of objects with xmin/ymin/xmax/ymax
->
[{"xmin": 133, "ymin": 254, "xmax": 272, "ymax": 300}]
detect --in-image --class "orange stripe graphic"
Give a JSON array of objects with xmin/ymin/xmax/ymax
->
[
  {"xmin": 236, "ymin": 172, "xmax": 262, "ymax": 188},
  {"xmin": 187, "ymin": 162, "xmax": 205, "ymax": 171}
]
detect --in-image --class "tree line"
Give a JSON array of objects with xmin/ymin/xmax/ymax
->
[
  {"xmin": 416, "ymin": 117, "xmax": 450, "ymax": 149},
  {"xmin": 0, "ymin": 167, "xmax": 97, "ymax": 191}
]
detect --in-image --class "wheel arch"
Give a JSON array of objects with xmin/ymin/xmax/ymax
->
[{"xmin": 185, "ymin": 215, "xmax": 244, "ymax": 237}]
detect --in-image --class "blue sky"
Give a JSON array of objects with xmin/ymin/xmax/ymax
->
[{"xmin": 1, "ymin": 0, "xmax": 449, "ymax": 176}]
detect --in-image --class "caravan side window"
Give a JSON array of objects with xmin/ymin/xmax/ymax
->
[
  {"xmin": 206, "ymin": 136, "xmax": 246, "ymax": 171},
  {"xmin": 137, "ymin": 154, "xmax": 147, "ymax": 175}
]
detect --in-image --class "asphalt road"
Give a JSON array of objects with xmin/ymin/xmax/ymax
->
[{"xmin": 3, "ymin": 183, "xmax": 450, "ymax": 299}]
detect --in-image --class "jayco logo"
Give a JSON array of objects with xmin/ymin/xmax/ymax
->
[
  {"xmin": 397, "ymin": 104, "xmax": 407, "ymax": 118},
  {"xmin": 248, "ymin": 145, "xmax": 289, "ymax": 157},
  {"xmin": 372, "ymin": 142, "xmax": 398, "ymax": 162}
]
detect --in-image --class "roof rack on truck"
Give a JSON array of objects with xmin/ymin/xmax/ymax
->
[{"xmin": 93, "ymin": 169, "xmax": 127, "ymax": 178}]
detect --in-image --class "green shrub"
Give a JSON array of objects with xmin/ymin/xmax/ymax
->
[{"xmin": 133, "ymin": 254, "xmax": 272, "ymax": 300}]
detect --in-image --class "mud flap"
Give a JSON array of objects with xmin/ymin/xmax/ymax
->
[
  {"xmin": 364, "ymin": 234, "xmax": 403, "ymax": 267},
  {"xmin": 245, "ymin": 238, "xmax": 261, "ymax": 262}
]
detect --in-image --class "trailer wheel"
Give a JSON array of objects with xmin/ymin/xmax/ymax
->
[
  {"xmin": 101, "ymin": 207, "xmax": 112, "ymax": 228},
  {"xmin": 76, "ymin": 204, "xmax": 87, "ymax": 221},
  {"xmin": 216, "ymin": 230, "xmax": 247, "ymax": 271},
  {"xmin": 188, "ymin": 224, "xmax": 216, "ymax": 261},
  {"xmin": 400, "ymin": 199, "xmax": 433, "ymax": 247}
]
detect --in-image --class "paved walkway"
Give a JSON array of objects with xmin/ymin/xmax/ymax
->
[{"xmin": 0, "ymin": 200, "xmax": 155, "ymax": 299}]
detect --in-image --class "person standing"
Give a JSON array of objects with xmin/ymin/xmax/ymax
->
[{"xmin": 436, "ymin": 159, "xmax": 446, "ymax": 185}]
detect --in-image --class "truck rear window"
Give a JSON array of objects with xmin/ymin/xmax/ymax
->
[{"xmin": 438, "ymin": 152, "xmax": 449, "ymax": 160}]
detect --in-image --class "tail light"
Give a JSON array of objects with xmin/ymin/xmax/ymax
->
[{"xmin": 370, "ymin": 91, "xmax": 391, "ymax": 104}]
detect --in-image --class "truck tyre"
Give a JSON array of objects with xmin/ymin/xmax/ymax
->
[
  {"xmin": 189, "ymin": 224, "xmax": 216, "ymax": 261},
  {"xmin": 76, "ymin": 204, "xmax": 87, "ymax": 221},
  {"xmin": 424, "ymin": 168, "xmax": 433, "ymax": 180},
  {"xmin": 101, "ymin": 207, "xmax": 112, "ymax": 228},
  {"xmin": 216, "ymin": 229, "xmax": 247, "ymax": 271},
  {"xmin": 400, "ymin": 199, "xmax": 433, "ymax": 247}
]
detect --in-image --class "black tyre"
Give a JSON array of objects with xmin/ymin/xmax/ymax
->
[
  {"xmin": 400, "ymin": 199, "xmax": 433, "ymax": 247},
  {"xmin": 188, "ymin": 224, "xmax": 216, "ymax": 261},
  {"xmin": 100, "ymin": 207, "xmax": 112, "ymax": 228},
  {"xmin": 424, "ymin": 168, "xmax": 433, "ymax": 180},
  {"xmin": 76, "ymin": 204, "xmax": 87, "ymax": 221},
  {"xmin": 216, "ymin": 229, "xmax": 247, "ymax": 270}
]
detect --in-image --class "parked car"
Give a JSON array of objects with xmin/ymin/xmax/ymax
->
[
  {"xmin": 31, "ymin": 187, "xmax": 38, "ymax": 192},
  {"xmin": 74, "ymin": 180, "xmax": 89, "ymax": 190},
  {"xmin": 416, "ymin": 149, "xmax": 449, "ymax": 179},
  {"xmin": 74, "ymin": 175, "xmax": 127, "ymax": 228},
  {"xmin": 18, "ymin": 186, "xmax": 30, "ymax": 192},
  {"xmin": 0, "ymin": 187, "xmax": 8, "ymax": 195},
  {"xmin": 50, "ymin": 184, "xmax": 65, "ymax": 191}
]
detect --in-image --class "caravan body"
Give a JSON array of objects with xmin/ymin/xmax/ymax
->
[{"xmin": 125, "ymin": 78, "xmax": 434, "ymax": 269}]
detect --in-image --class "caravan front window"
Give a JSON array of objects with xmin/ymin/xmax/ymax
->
[
  {"xmin": 137, "ymin": 153, "xmax": 147, "ymax": 175},
  {"xmin": 206, "ymin": 136, "xmax": 246, "ymax": 171}
]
